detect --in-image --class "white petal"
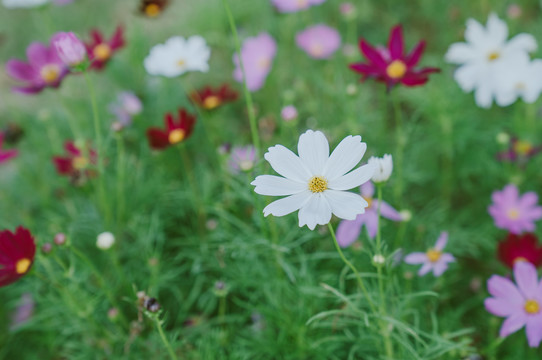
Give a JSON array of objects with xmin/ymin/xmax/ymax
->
[
  {"xmin": 474, "ymin": 82, "xmax": 493, "ymax": 108},
  {"xmin": 264, "ymin": 145, "xmax": 311, "ymax": 182},
  {"xmin": 486, "ymin": 13, "xmax": 508, "ymax": 45},
  {"xmin": 263, "ymin": 191, "xmax": 311, "ymax": 217},
  {"xmin": 327, "ymin": 164, "xmax": 375, "ymax": 191},
  {"xmin": 445, "ymin": 43, "xmax": 476, "ymax": 64},
  {"xmin": 324, "ymin": 190, "xmax": 368, "ymax": 220},
  {"xmin": 506, "ymin": 33, "xmax": 537, "ymax": 54},
  {"xmin": 323, "ymin": 135, "xmax": 366, "ymax": 180},
  {"xmin": 251, "ymin": 175, "xmax": 307, "ymax": 196},
  {"xmin": 298, "ymin": 193, "xmax": 332, "ymax": 230},
  {"xmin": 297, "ymin": 130, "xmax": 329, "ymax": 175},
  {"xmin": 465, "ymin": 18, "xmax": 487, "ymax": 47},
  {"xmin": 453, "ymin": 64, "xmax": 478, "ymax": 92}
]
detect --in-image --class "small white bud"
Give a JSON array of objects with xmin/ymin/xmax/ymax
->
[
  {"xmin": 368, "ymin": 154, "xmax": 393, "ymax": 183},
  {"xmin": 96, "ymin": 232, "xmax": 115, "ymax": 250}
]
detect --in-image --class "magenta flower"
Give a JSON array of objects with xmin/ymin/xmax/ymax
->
[
  {"xmin": 233, "ymin": 33, "xmax": 277, "ymax": 92},
  {"xmin": 228, "ymin": 145, "xmax": 256, "ymax": 174},
  {"xmin": 0, "ymin": 132, "xmax": 17, "ymax": 164},
  {"xmin": 404, "ymin": 232, "xmax": 455, "ymax": 276},
  {"xmin": 52, "ymin": 32, "xmax": 86, "ymax": 67},
  {"xmin": 484, "ymin": 261, "xmax": 542, "ymax": 347},
  {"xmin": 296, "ymin": 24, "xmax": 341, "ymax": 59},
  {"xmin": 271, "ymin": 0, "xmax": 325, "ymax": 13},
  {"xmin": 336, "ymin": 181, "xmax": 403, "ymax": 247},
  {"xmin": 489, "ymin": 184, "xmax": 542, "ymax": 234},
  {"xmin": 6, "ymin": 40, "xmax": 69, "ymax": 94}
]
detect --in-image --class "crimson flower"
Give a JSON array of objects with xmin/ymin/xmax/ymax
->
[
  {"xmin": 52, "ymin": 141, "xmax": 97, "ymax": 183},
  {"xmin": 0, "ymin": 227, "xmax": 36, "ymax": 288},
  {"xmin": 85, "ymin": 26, "xmax": 125, "ymax": 70},
  {"xmin": 498, "ymin": 233, "xmax": 542, "ymax": 268},
  {"xmin": 189, "ymin": 84, "xmax": 238, "ymax": 110},
  {"xmin": 349, "ymin": 25, "xmax": 439, "ymax": 89},
  {"xmin": 146, "ymin": 108, "xmax": 196, "ymax": 150}
]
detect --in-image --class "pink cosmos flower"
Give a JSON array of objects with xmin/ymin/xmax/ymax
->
[
  {"xmin": 296, "ymin": 24, "xmax": 341, "ymax": 59},
  {"xmin": 52, "ymin": 32, "xmax": 86, "ymax": 66},
  {"xmin": 9, "ymin": 293, "xmax": 34, "ymax": 331},
  {"xmin": 336, "ymin": 181, "xmax": 402, "ymax": 247},
  {"xmin": 484, "ymin": 261, "xmax": 542, "ymax": 347},
  {"xmin": 404, "ymin": 232, "xmax": 455, "ymax": 276},
  {"xmin": 233, "ymin": 33, "xmax": 277, "ymax": 92},
  {"xmin": 228, "ymin": 145, "xmax": 256, "ymax": 174},
  {"xmin": 0, "ymin": 132, "xmax": 17, "ymax": 164},
  {"xmin": 271, "ymin": 0, "xmax": 325, "ymax": 13},
  {"xmin": 281, "ymin": 105, "xmax": 298, "ymax": 122},
  {"xmin": 109, "ymin": 91, "xmax": 142, "ymax": 130},
  {"xmin": 489, "ymin": 184, "xmax": 542, "ymax": 234},
  {"xmin": 5, "ymin": 40, "xmax": 69, "ymax": 94}
]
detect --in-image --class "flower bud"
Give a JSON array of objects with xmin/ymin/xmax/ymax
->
[
  {"xmin": 368, "ymin": 154, "xmax": 393, "ymax": 183},
  {"xmin": 52, "ymin": 32, "xmax": 87, "ymax": 67},
  {"xmin": 96, "ymin": 232, "xmax": 115, "ymax": 250},
  {"xmin": 41, "ymin": 243, "xmax": 53, "ymax": 254},
  {"xmin": 54, "ymin": 232, "xmax": 66, "ymax": 245},
  {"xmin": 281, "ymin": 105, "xmax": 298, "ymax": 122}
]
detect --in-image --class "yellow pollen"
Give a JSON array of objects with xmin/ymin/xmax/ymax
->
[
  {"xmin": 310, "ymin": 43, "xmax": 324, "ymax": 57},
  {"xmin": 514, "ymin": 256, "xmax": 529, "ymax": 264},
  {"xmin": 93, "ymin": 44, "xmax": 111, "ymax": 61},
  {"xmin": 40, "ymin": 64, "xmax": 59, "ymax": 84},
  {"xmin": 514, "ymin": 140, "xmax": 533, "ymax": 156},
  {"xmin": 72, "ymin": 156, "xmax": 88, "ymax": 170},
  {"xmin": 177, "ymin": 59, "xmax": 186, "ymax": 67},
  {"xmin": 386, "ymin": 60, "xmax": 407, "ymax": 79},
  {"xmin": 525, "ymin": 299, "xmax": 540, "ymax": 314},
  {"xmin": 426, "ymin": 249, "xmax": 442, "ymax": 262},
  {"xmin": 258, "ymin": 58, "xmax": 270, "ymax": 70},
  {"xmin": 507, "ymin": 208, "xmax": 520, "ymax": 220},
  {"xmin": 515, "ymin": 82, "xmax": 526, "ymax": 90},
  {"xmin": 308, "ymin": 176, "xmax": 327, "ymax": 193},
  {"xmin": 366, "ymin": 197, "xmax": 373, "ymax": 209},
  {"xmin": 239, "ymin": 160, "xmax": 253, "ymax": 171},
  {"xmin": 168, "ymin": 129, "xmax": 185, "ymax": 144},
  {"xmin": 487, "ymin": 51, "xmax": 500, "ymax": 61},
  {"xmin": 203, "ymin": 96, "xmax": 221, "ymax": 110},
  {"xmin": 15, "ymin": 258, "xmax": 31, "ymax": 274},
  {"xmin": 145, "ymin": 3, "xmax": 161, "ymax": 17}
]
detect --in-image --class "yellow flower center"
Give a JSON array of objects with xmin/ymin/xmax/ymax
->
[
  {"xmin": 309, "ymin": 43, "xmax": 324, "ymax": 57},
  {"xmin": 386, "ymin": 60, "xmax": 407, "ymax": 79},
  {"xmin": 93, "ymin": 44, "xmax": 111, "ymax": 61},
  {"xmin": 239, "ymin": 160, "xmax": 253, "ymax": 171},
  {"xmin": 177, "ymin": 59, "xmax": 186, "ymax": 67},
  {"xmin": 258, "ymin": 58, "xmax": 270, "ymax": 70},
  {"xmin": 72, "ymin": 156, "xmax": 89, "ymax": 170},
  {"xmin": 426, "ymin": 249, "xmax": 442, "ymax": 262},
  {"xmin": 525, "ymin": 299, "xmax": 540, "ymax": 314},
  {"xmin": 145, "ymin": 3, "xmax": 161, "ymax": 17},
  {"xmin": 514, "ymin": 256, "xmax": 529, "ymax": 264},
  {"xmin": 16, "ymin": 258, "xmax": 31, "ymax": 274},
  {"xmin": 308, "ymin": 176, "xmax": 327, "ymax": 193},
  {"xmin": 168, "ymin": 129, "xmax": 185, "ymax": 144},
  {"xmin": 487, "ymin": 51, "xmax": 500, "ymax": 61},
  {"xmin": 507, "ymin": 208, "xmax": 520, "ymax": 220},
  {"xmin": 40, "ymin": 64, "xmax": 60, "ymax": 84},
  {"xmin": 365, "ymin": 197, "xmax": 373, "ymax": 209},
  {"xmin": 514, "ymin": 140, "xmax": 533, "ymax": 156},
  {"xmin": 203, "ymin": 95, "xmax": 221, "ymax": 110}
]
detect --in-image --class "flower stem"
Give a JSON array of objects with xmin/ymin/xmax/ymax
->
[
  {"xmin": 155, "ymin": 318, "xmax": 178, "ymax": 360},
  {"xmin": 178, "ymin": 145, "xmax": 206, "ymax": 236},
  {"xmin": 115, "ymin": 134, "xmax": 126, "ymax": 225},
  {"xmin": 221, "ymin": 0, "xmax": 261, "ymax": 157},
  {"xmin": 391, "ymin": 90, "xmax": 404, "ymax": 205},
  {"xmin": 327, "ymin": 223, "xmax": 377, "ymax": 313}
]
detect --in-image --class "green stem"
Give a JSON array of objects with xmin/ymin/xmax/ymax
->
[
  {"xmin": 178, "ymin": 145, "xmax": 205, "ymax": 236},
  {"xmin": 328, "ymin": 223, "xmax": 377, "ymax": 313},
  {"xmin": 391, "ymin": 90, "xmax": 404, "ymax": 205},
  {"xmin": 221, "ymin": 0, "xmax": 261, "ymax": 157},
  {"xmin": 219, "ymin": 296, "xmax": 226, "ymax": 325},
  {"xmin": 155, "ymin": 318, "xmax": 178, "ymax": 360},
  {"xmin": 115, "ymin": 134, "xmax": 126, "ymax": 225}
]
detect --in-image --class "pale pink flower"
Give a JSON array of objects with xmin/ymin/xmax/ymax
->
[
  {"xmin": 488, "ymin": 184, "xmax": 542, "ymax": 234},
  {"xmin": 404, "ymin": 232, "xmax": 455, "ymax": 276},
  {"xmin": 296, "ymin": 24, "xmax": 341, "ymax": 59}
]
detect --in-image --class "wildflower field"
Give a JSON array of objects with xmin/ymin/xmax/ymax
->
[{"xmin": 2, "ymin": 0, "xmax": 542, "ymax": 359}]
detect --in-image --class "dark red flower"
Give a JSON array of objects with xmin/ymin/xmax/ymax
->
[
  {"xmin": 146, "ymin": 108, "xmax": 196, "ymax": 150},
  {"xmin": 498, "ymin": 233, "xmax": 542, "ymax": 268},
  {"xmin": 189, "ymin": 84, "xmax": 238, "ymax": 110},
  {"xmin": 139, "ymin": 0, "xmax": 169, "ymax": 17},
  {"xmin": 0, "ymin": 227, "xmax": 36, "ymax": 288},
  {"xmin": 85, "ymin": 26, "xmax": 125, "ymax": 70},
  {"xmin": 497, "ymin": 137, "xmax": 542, "ymax": 165},
  {"xmin": 0, "ymin": 132, "xmax": 17, "ymax": 164},
  {"xmin": 52, "ymin": 141, "xmax": 97, "ymax": 183},
  {"xmin": 349, "ymin": 25, "xmax": 439, "ymax": 89}
]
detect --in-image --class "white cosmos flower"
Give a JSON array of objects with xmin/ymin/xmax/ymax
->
[
  {"xmin": 368, "ymin": 154, "xmax": 392, "ymax": 183},
  {"xmin": 144, "ymin": 36, "xmax": 210, "ymax": 77},
  {"xmin": 444, "ymin": 13, "xmax": 537, "ymax": 108},
  {"xmin": 3, "ymin": 0, "xmax": 48, "ymax": 7},
  {"xmin": 494, "ymin": 57, "xmax": 542, "ymax": 106},
  {"xmin": 251, "ymin": 130, "xmax": 375, "ymax": 230}
]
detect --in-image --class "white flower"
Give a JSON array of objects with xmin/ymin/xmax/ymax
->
[
  {"xmin": 445, "ymin": 13, "xmax": 537, "ymax": 108},
  {"xmin": 3, "ymin": 0, "xmax": 48, "ymax": 8},
  {"xmin": 494, "ymin": 57, "xmax": 542, "ymax": 106},
  {"xmin": 251, "ymin": 130, "xmax": 375, "ymax": 230},
  {"xmin": 372, "ymin": 254, "xmax": 386, "ymax": 265},
  {"xmin": 144, "ymin": 36, "xmax": 210, "ymax": 77},
  {"xmin": 368, "ymin": 154, "xmax": 392, "ymax": 183},
  {"xmin": 96, "ymin": 232, "xmax": 115, "ymax": 250}
]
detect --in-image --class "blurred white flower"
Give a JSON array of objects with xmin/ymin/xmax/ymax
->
[
  {"xmin": 97, "ymin": 232, "xmax": 115, "ymax": 250},
  {"xmin": 494, "ymin": 57, "xmax": 542, "ymax": 106},
  {"xmin": 445, "ymin": 13, "xmax": 537, "ymax": 108},
  {"xmin": 144, "ymin": 36, "xmax": 210, "ymax": 77},
  {"xmin": 3, "ymin": 0, "xmax": 48, "ymax": 8},
  {"xmin": 372, "ymin": 254, "xmax": 385, "ymax": 265},
  {"xmin": 368, "ymin": 154, "xmax": 392, "ymax": 183},
  {"xmin": 251, "ymin": 130, "xmax": 375, "ymax": 230}
]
